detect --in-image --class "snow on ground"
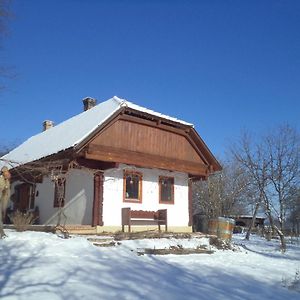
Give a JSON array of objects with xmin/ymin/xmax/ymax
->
[{"xmin": 0, "ymin": 230, "xmax": 299, "ymax": 300}]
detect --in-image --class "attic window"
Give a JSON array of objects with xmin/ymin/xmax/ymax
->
[
  {"xmin": 123, "ymin": 171, "xmax": 142, "ymax": 203},
  {"xmin": 159, "ymin": 176, "xmax": 174, "ymax": 204}
]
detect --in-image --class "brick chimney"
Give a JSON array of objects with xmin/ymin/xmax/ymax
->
[
  {"xmin": 83, "ymin": 97, "xmax": 97, "ymax": 111},
  {"xmin": 43, "ymin": 120, "xmax": 54, "ymax": 131}
]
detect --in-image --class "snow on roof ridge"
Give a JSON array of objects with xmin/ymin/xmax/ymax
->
[
  {"xmin": 82, "ymin": 96, "xmax": 95, "ymax": 99},
  {"xmin": 111, "ymin": 95, "xmax": 193, "ymax": 127},
  {"xmin": 0, "ymin": 96, "xmax": 193, "ymax": 169}
]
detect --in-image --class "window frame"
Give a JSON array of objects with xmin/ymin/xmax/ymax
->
[
  {"xmin": 123, "ymin": 170, "xmax": 143, "ymax": 203},
  {"xmin": 159, "ymin": 176, "xmax": 175, "ymax": 204},
  {"xmin": 53, "ymin": 178, "xmax": 66, "ymax": 208}
]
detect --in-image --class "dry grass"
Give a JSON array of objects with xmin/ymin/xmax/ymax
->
[{"xmin": 9, "ymin": 211, "xmax": 36, "ymax": 232}]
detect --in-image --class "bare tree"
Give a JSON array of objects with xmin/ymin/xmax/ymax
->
[
  {"xmin": 232, "ymin": 132, "xmax": 269, "ymax": 241},
  {"xmin": 193, "ymin": 157, "xmax": 249, "ymax": 232},
  {"xmin": 0, "ymin": 0, "xmax": 14, "ymax": 91},
  {"xmin": 0, "ymin": 166, "xmax": 10, "ymax": 238},
  {"xmin": 0, "ymin": 157, "xmax": 70, "ymax": 238},
  {"xmin": 193, "ymin": 173, "xmax": 222, "ymax": 221},
  {"xmin": 0, "ymin": 145, "xmax": 12, "ymax": 238},
  {"xmin": 265, "ymin": 125, "xmax": 300, "ymax": 235},
  {"xmin": 0, "ymin": 0, "xmax": 10, "ymax": 33},
  {"xmin": 287, "ymin": 187, "xmax": 300, "ymax": 235},
  {"xmin": 220, "ymin": 159, "xmax": 250, "ymax": 216},
  {"xmin": 232, "ymin": 126, "xmax": 300, "ymax": 252}
]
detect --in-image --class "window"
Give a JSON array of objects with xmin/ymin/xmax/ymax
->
[
  {"xmin": 54, "ymin": 179, "xmax": 65, "ymax": 207},
  {"xmin": 123, "ymin": 171, "xmax": 142, "ymax": 203},
  {"xmin": 159, "ymin": 176, "xmax": 174, "ymax": 204}
]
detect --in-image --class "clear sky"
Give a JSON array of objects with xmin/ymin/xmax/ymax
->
[{"xmin": 1, "ymin": 0, "xmax": 300, "ymax": 159}]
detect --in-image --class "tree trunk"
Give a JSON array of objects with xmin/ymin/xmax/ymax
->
[
  {"xmin": 0, "ymin": 224, "xmax": 4, "ymax": 238},
  {"xmin": 0, "ymin": 204, "xmax": 5, "ymax": 238},
  {"xmin": 273, "ymin": 225, "xmax": 286, "ymax": 253},
  {"xmin": 266, "ymin": 211, "xmax": 287, "ymax": 252},
  {"xmin": 245, "ymin": 202, "xmax": 260, "ymax": 240}
]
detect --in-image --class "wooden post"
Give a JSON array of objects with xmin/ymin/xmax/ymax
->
[
  {"xmin": 188, "ymin": 179, "xmax": 193, "ymax": 227},
  {"xmin": 93, "ymin": 173, "xmax": 104, "ymax": 227},
  {"xmin": 121, "ymin": 207, "xmax": 130, "ymax": 232}
]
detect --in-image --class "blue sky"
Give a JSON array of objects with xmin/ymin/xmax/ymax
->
[{"xmin": 1, "ymin": 0, "xmax": 300, "ymax": 159}]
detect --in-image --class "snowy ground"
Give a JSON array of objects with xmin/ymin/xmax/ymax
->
[{"xmin": 0, "ymin": 230, "xmax": 299, "ymax": 300}]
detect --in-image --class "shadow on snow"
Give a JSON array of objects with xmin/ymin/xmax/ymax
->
[{"xmin": 0, "ymin": 235, "xmax": 298, "ymax": 300}]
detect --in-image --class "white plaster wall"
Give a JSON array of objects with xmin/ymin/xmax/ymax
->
[
  {"xmin": 103, "ymin": 164, "xmax": 189, "ymax": 227},
  {"xmin": 35, "ymin": 169, "xmax": 94, "ymax": 225}
]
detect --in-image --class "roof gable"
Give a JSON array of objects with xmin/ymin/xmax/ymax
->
[{"xmin": 0, "ymin": 96, "xmax": 194, "ymax": 169}]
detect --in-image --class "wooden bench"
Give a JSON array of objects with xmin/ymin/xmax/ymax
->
[{"xmin": 122, "ymin": 207, "xmax": 167, "ymax": 232}]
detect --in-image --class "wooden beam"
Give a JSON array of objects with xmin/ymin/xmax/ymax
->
[
  {"xmin": 189, "ymin": 128, "xmax": 222, "ymax": 172},
  {"xmin": 76, "ymin": 158, "xmax": 117, "ymax": 170},
  {"xmin": 124, "ymin": 107, "xmax": 189, "ymax": 129},
  {"xmin": 93, "ymin": 173, "xmax": 104, "ymax": 226},
  {"xmin": 119, "ymin": 114, "xmax": 189, "ymax": 137},
  {"xmin": 188, "ymin": 179, "xmax": 193, "ymax": 227},
  {"xmin": 10, "ymin": 171, "xmax": 43, "ymax": 184},
  {"xmin": 85, "ymin": 145, "xmax": 208, "ymax": 176}
]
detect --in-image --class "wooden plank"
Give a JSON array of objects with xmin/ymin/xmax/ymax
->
[
  {"xmin": 189, "ymin": 129, "xmax": 222, "ymax": 172},
  {"xmin": 86, "ymin": 145, "xmax": 208, "ymax": 176},
  {"xmin": 93, "ymin": 173, "xmax": 104, "ymax": 226},
  {"xmin": 120, "ymin": 115, "xmax": 210, "ymax": 166},
  {"xmin": 130, "ymin": 220, "xmax": 160, "ymax": 225},
  {"xmin": 119, "ymin": 114, "xmax": 189, "ymax": 137},
  {"xmin": 89, "ymin": 119, "xmax": 204, "ymax": 165},
  {"xmin": 130, "ymin": 210, "xmax": 156, "ymax": 218},
  {"xmin": 188, "ymin": 179, "xmax": 193, "ymax": 226},
  {"xmin": 76, "ymin": 158, "xmax": 117, "ymax": 170},
  {"xmin": 138, "ymin": 248, "xmax": 214, "ymax": 255},
  {"xmin": 122, "ymin": 207, "xmax": 167, "ymax": 232}
]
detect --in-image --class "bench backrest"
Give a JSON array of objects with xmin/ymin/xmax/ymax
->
[
  {"xmin": 130, "ymin": 210, "xmax": 157, "ymax": 219},
  {"xmin": 122, "ymin": 207, "xmax": 167, "ymax": 222}
]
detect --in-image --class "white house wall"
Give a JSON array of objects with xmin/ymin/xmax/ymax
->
[
  {"xmin": 29, "ymin": 165, "xmax": 189, "ymax": 227},
  {"xmin": 103, "ymin": 164, "xmax": 189, "ymax": 227},
  {"xmin": 35, "ymin": 169, "xmax": 94, "ymax": 225}
]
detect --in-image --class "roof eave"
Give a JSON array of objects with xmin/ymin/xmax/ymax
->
[{"xmin": 190, "ymin": 128, "xmax": 222, "ymax": 172}]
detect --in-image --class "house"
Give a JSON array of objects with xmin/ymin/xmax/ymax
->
[
  {"xmin": 233, "ymin": 215, "xmax": 265, "ymax": 233},
  {"xmin": 0, "ymin": 96, "xmax": 221, "ymax": 232},
  {"xmin": 233, "ymin": 215, "xmax": 265, "ymax": 228}
]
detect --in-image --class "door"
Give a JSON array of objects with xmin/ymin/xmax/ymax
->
[
  {"xmin": 15, "ymin": 183, "xmax": 32, "ymax": 212},
  {"xmin": 92, "ymin": 172, "xmax": 104, "ymax": 226}
]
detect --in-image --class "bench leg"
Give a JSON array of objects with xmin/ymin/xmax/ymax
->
[{"xmin": 122, "ymin": 225, "xmax": 131, "ymax": 232}]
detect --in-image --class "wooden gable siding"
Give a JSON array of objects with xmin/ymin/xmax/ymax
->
[
  {"xmin": 90, "ymin": 119, "xmax": 204, "ymax": 164},
  {"xmin": 84, "ymin": 117, "xmax": 209, "ymax": 176}
]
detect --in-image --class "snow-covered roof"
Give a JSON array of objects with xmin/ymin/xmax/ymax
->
[{"xmin": 0, "ymin": 96, "xmax": 193, "ymax": 169}]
